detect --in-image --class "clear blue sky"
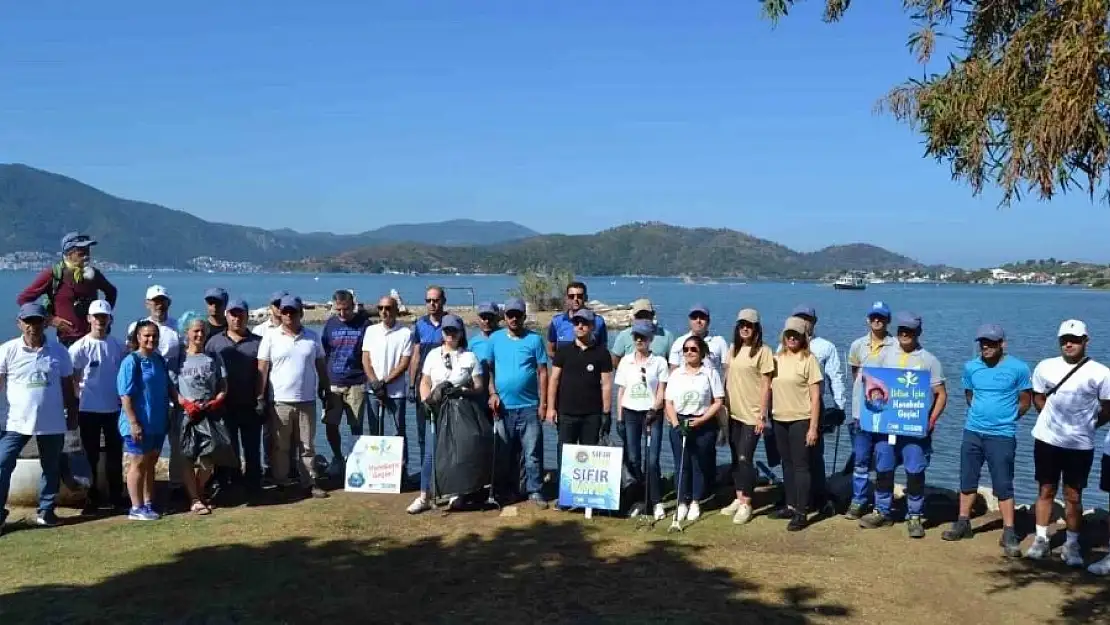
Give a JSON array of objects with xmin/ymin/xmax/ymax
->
[{"xmin": 2, "ymin": 1, "xmax": 1106, "ymax": 267}]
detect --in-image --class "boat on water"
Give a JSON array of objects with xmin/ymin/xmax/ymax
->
[{"xmin": 833, "ymin": 273, "xmax": 867, "ymax": 290}]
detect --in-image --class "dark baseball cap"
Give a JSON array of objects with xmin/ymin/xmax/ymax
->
[
  {"xmin": 477, "ymin": 301, "xmax": 500, "ymax": 316},
  {"xmin": 226, "ymin": 299, "xmax": 249, "ymax": 313},
  {"xmin": 791, "ymin": 304, "xmax": 817, "ymax": 319},
  {"xmin": 270, "ymin": 290, "xmax": 289, "ymax": 306},
  {"xmin": 442, "ymin": 314, "xmax": 465, "ymax": 332},
  {"xmin": 571, "ymin": 308, "xmax": 596, "ymax": 323},
  {"xmin": 894, "ymin": 311, "xmax": 922, "ymax": 331},
  {"xmin": 18, "ymin": 302, "xmax": 48, "ymax": 321},
  {"xmin": 61, "ymin": 232, "xmax": 97, "ymax": 253},
  {"xmin": 975, "ymin": 323, "xmax": 1005, "ymax": 342},
  {"xmin": 204, "ymin": 287, "xmax": 229, "ymax": 304},
  {"xmin": 630, "ymin": 320, "xmax": 654, "ymax": 338},
  {"xmin": 688, "ymin": 303, "xmax": 710, "ymax": 317},
  {"xmin": 278, "ymin": 295, "xmax": 303, "ymax": 311},
  {"xmin": 504, "ymin": 297, "xmax": 526, "ymax": 314}
]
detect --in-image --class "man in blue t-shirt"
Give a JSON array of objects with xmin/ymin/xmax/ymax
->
[
  {"xmin": 470, "ymin": 301, "xmax": 501, "ymax": 377},
  {"xmin": 942, "ymin": 323, "xmax": 1031, "ymax": 555},
  {"xmin": 320, "ymin": 290, "xmax": 370, "ymax": 476},
  {"xmin": 546, "ymin": 281, "xmax": 607, "ymax": 359},
  {"xmin": 488, "ymin": 297, "xmax": 550, "ymax": 508},
  {"xmin": 407, "ymin": 286, "xmax": 446, "ymax": 470}
]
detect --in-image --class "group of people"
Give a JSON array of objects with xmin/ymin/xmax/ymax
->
[{"xmin": 2, "ymin": 234, "xmax": 1110, "ymax": 576}]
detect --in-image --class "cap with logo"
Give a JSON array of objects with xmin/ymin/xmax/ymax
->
[
  {"xmin": 571, "ymin": 308, "xmax": 596, "ymax": 323},
  {"xmin": 1058, "ymin": 319, "xmax": 1088, "ymax": 338},
  {"xmin": 631, "ymin": 298, "xmax": 654, "ymax": 317},
  {"xmin": 204, "ymin": 288, "xmax": 229, "ymax": 304},
  {"xmin": 226, "ymin": 299, "xmax": 249, "ymax": 313},
  {"xmin": 688, "ymin": 303, "xmax": 710, "ymax": 317},
  {"xmin": 783, "ymin": 317, "xmax": 809, "ymax": 335},
  {"xmin": 504, "ymin": 297, "xmax": 527, "ymax": 314},
  {"xmin": 630, "ymin": 320, "xmax": 655, "ymax": 338},
  {"xmin": 442, "ymin": 314, "xmax": 466, "ymax": 332},
  {"xmin": 736, "ymin": 308, "xmax": 760, "ymax": 324},
  {"xmin": 975, "ymin": 323, "xmax": 1005, "ymax": 342},
  {"xmin": 18, "ymin": 302, "xmax": 48, "ymax": 320},
  {"xmin": 477, "ymin": 301, "xmax": 500, "ymax": 317},
  {"xmin": 61, "ymin": 232, "xmax": 97, "ymax": 253},
  {"xmin": 270, "ymin": 291, "xmax": 289, "ymax": 306},
  {"xmin": 868, "ymin": 301, "xmax": 892, "ymax": 320},
  {"xmin": 791, "ymin": 304, "xmax": 817, "ymax": 319},
  {"xmin": 894, "ymin": 311, "xmax": 922, "ymax": 331},
  {"xmin": 88, "ymin": 300, "xmax": 113, "ymax": 317},
  {"xmin": 146, "ymin": 285, "xmax": 170, "ymax": 301},
  {"xmin": 278, "ymin": 295, "xmax": 303, "ymax": 311}
]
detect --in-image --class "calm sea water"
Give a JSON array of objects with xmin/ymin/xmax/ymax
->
[{"xmin": 5, "ymin": 270, "xmax": 1110, "ymax": 505}]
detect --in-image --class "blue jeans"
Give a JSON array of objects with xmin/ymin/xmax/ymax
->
[
  {"xmin": 621, "ymin": 409, "xmax": 662, "ymax": 506},
  {"xmin": 501, "ymin": 407, "xmax": 543, "ymax": 496},
  {"xmin": 850, "ymin": 421, "xmax": 874, "ymax": 506},
  {"xmin": 874, "ymin": 435, "xmax": 932, "ymax": 517},
  {"xmin": 0, "ymin": 431, "xmax": 65, "ymax": 520},
  {"xmin": 367, "ymin": 395, "xmax": 411, "ymax": 475},
  {"xmin": 421, "ymin": 420, "xmax": 437, "ymax": 494},
  {"xmin": 959, "ymin": 430, "xmax": 1016, "ymax": 501},
  {"xmin": 669, "ymin": 417, "xmax": 719, "ymax": 503}
]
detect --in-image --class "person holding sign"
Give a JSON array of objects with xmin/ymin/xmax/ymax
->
[
  {"xmin": 408, "ymin": 314, "xmax": 484, "ymax": 514},
  {"xmin": 720, "ymin": 308, "xmax": 775, "ymax": 526},
  {"xmin": 615, "ymin": 321, "xmax": 670, "ymax": 521},
  {"xmin": 1025, "ymin": 320, "xmax": 1110, "ymax": 567},
  {"xmin": 664, "ymin": 335, "xmax": 725, "ymax": 524},
  {"xmin": 941, "ymin": 324, "xmax": 1031, "ymax": 556},
  {"xmin": 769, "ymin": 317, "xmax": 824, "ymax": 532},
  {"xmin": 859, "ymin": 312, "xmax": 946, "ymax": 539}
]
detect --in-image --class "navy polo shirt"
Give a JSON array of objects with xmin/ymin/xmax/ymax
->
[
  {"xmin": 547, "ymin": 311, "xmax": 608, "ymax": 351},
  {"xmin": 412, "ymin": 315, "xmax": 445, "ymax": 372}
]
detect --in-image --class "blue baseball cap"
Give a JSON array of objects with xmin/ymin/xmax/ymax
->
[
  {"xmin": 791, "ymin": 304, "xmax": 817, "ymax": 319},
  {"xmin": 61, "ymin": 232, "xmax": 96, "ymax": 253},
  {"xmin": 278, "ymin": 295, "xmax": 303, "ymax": 311},
  {"xmin": 18, "ymin": 302, "xmax": 47, "ymax": 320},
  {"xmin": 226, "ymin": 299, "xmax": 249, "ymax": 313},
  {"xmin": 894, "ymin": 311, "xmax": 922, "ymax": 331},
  {"xmin": 976, "ymin": 323, "xmax": 1005, "ymax": 342},
  {"xmin": 477, "ymin": 301, "xmax": 500, "ymax": 316},
  {"xmin": 688, "ymin": 303, "xmax": 710, "ymax": 317},
  {"xmin": 204, "ymin": 287, "xmax": 229, "ymax": 304},
  {"xmin": 630, "ymin": 320, "xmax": 655, "ymax": 338},
  {"xmin": 441, "ymin": 314, "xmax": 465, "ymax": 332},
  {"xmin": 504, "ymin": 297, "xmax": 527, "ymax": 314},
  {"xmin": 571, "ymin": 308, "xmax": 596, "ymax": 323},
  {"xmin": 270, "ymin": 290, "xmax": 289, "ymax": 305},
  {"xmin": 867, "ymin": 301, "xmax": 892, "ymax": 320}
]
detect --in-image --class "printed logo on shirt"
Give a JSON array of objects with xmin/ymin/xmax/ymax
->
[
  {"xmin": 677, "ymin": 390, "xmax": 700, "ymax": 414},
  {"xmin": 586, "ymin": 363, "xmax": 595, "ymax": 372},
  {"xmin": 27, "ymin": 358, "xmax": 53, "ymax": 388},
  {"xmin": 629, "ymin": 382, "xmax": 650, "ymax": 400}
]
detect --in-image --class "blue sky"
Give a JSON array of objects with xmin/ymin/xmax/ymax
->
[{"xmin": 2, "ymin": 1, "xmax": 1106, "ymax": 268}]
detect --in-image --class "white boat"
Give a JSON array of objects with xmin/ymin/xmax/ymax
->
[{"xmin": 833, "ymin": 273, "xmax": 867, "ymax": 290}]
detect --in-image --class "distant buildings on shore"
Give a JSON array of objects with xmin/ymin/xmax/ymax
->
[{"xmin": 0, "ymin": 251, "xmax": 261, "ymax": 274}]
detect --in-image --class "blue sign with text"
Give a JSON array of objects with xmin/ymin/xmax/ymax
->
[{"xmin": 858, "ymin": 366, "xmax": 932, "ymax": 438}]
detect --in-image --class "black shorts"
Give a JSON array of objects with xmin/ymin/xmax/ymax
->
[
  {"xmin": 1100, "ymin": 454, "xmax": 1110, "ymax": 493},
  {"xmin": 1033, "ymin": 439, "xmax": 1094, "ymax": 491}
]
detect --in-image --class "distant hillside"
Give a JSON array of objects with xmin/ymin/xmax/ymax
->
[
  {"xmin": 0, "ymin": 164, "xmax": 537, "ymax": 265},
  {"xmin": 287, "ymin": 222, "xmax": 924, "ymax": 278}
]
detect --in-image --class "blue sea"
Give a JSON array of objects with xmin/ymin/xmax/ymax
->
[{"xmin": 5, "ymin": 270, "xmax": 1110, "ymax": 505}]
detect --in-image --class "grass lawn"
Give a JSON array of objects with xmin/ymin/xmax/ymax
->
[{"xmin": 0, "ymin": 487, "xmax": 1106, "ymax": 625}]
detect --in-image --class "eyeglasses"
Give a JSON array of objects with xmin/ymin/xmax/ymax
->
[
  {"xmin": 566, "ymin": 293, "xmax": 585, "ymax": 300},
  {"xmin": 682, "ymin": 346, "xmax": 700, "ymax": 354},
  {"xmin": 784, "ymin": 332, "xmax": 803, "ymax": 341},
  {"xmin": 377, "ymin": 306, "xmax": 395, "ymax": 312},
  {"xmin": 426, "ymin": 298, "xmax": 443, "ymax": 304}
]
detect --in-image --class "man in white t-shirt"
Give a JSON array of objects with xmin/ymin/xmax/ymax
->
[
  {"xmin": 0, "ymin": 303, "xmax": 78, "ymax": 533},
  {"xmin": 68, "ymin": 300, "xmax": 126, "ymax": 513},
  {"xmin": 257, "ymin": 295, "xmax": 330, "ymax": 499},
  {"xmin": 252, "ymin": 291, "xmax": 288, "ymax": 338},
  {"xmin": 1025, "ymin": 319, "xmax": 1110, "ymax": 566},
  {"xmin": 668, "ymin": 303, "xmax": 730, "ymax": 378},
  {"xmin": 250, "ymin": 290, "xmax": 288, "ymax": 479},
  {"xmin": 362, "ymin": 295, "xmax": 415, "ymax": 475}
]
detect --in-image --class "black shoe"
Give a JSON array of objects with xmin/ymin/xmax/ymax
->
[
  {"xmin": 1000, "ymin": 527, "xmax": 1022, "ymax": 557},
  {"xmin": 942, "ymin": 519, "xmax": 974, "ymax": 542},
  {"xmin": 859, "ymin": 511, "xmax": 894, "ymax": 529},
  {"xmin": 80, "ymin": 502, "xmax": 101, "ymax": 517},
  {"xmin": 768, "ymin": 507, "xmax": 794, "ymax": 520},
  {"xmin": 34, "ymin": 510, "xmax": 61, "ymax": 527},
  {"xmin": 787, "ymin": 513, "xmax": 808, "ymax": 532},
  {"xmin": 844, "ymin": 503, "xmax": 867, "ymax": 520},
  {"xmin": 906, "ymin": 515, "xmax": 926, "ymax": 539}
]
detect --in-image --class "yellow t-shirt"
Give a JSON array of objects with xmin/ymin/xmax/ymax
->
[
  {"xmin": 771, "ymin": 351, "xmax": 823, "ymax": 422},
  {"xmin": 726, "ymin": 345, "xmax": 776, "ymax": 425}
]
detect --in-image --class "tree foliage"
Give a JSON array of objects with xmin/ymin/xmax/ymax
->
[
  {"xmin": 509, "ymin": 266, "xmax": 575, "ymax": 311},
  {"xmin": 762, "ymin": 0, "xmax": 1110, "ymax": 205}
]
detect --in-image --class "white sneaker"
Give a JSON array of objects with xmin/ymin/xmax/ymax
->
[
  {"xmin": 733, "ymin": 503, "xmax": 753, "ymax": 525},
  {"xmin": 447, "ymin": 496, "xmax": 463, "ymax": 511},
  {"xmin": 720, "ymin": 499, "xmax": 741, "ymax": 516},
  {"xmin": 628, "ymin": 503, "xmax": 644, "ymax": 519},
  {"xmin": 1087, "ymin": 554, "xmax": 1110, "ymax": 575},
  {"xmin": 687, "ymin": 501, "xmax": 701, "ymax": 522},
  {"xmin": 676, "ymin": 503, "xmax": 689, "ymax": 522},
  {"xmin": 406, "ymin": 496, "xmax": 432, "ymax": 515},
  {"xmin": 1025, "ymin": 536, "xmax": 1051, "ymax": 560},
  {"xmin": 1061, "ymin": 541, "xmax": 1084, "ymax": 568},
  {"xmin": 653, "ymin": 503, "xmax": 666, "ymax": 521}
]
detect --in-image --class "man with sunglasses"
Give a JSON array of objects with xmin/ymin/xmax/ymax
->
[
  {"xmin": 1025, "ymin": 320, "xmax": 1110, "ymax": 566},
  {"xmin": 547, "ymin": 281, "xmax": 608, "ymax": 360},
  {"xmin": 941, "ymin": 323, "xmax": 1031, "ymax": 556},
  {"xmin": 363, "ymin": 296, "xmax": 416, "ymax": 476},
  {"xmin": 487, "ymin": 297, "xmax": 550, "ymax": 508},
  {"xmin": 609, "ymin": 298, "xmax": 675, "ymax": 367},
  {"xmin": 201, "ymin": 288, "xmax": 229, "ymax": 343},
  {"xmin": 859, "ymin": 312, "xmax": 946, "ymax": 539},
  {"xmin": 668, "ymin": 304, "xmax": 729, "ymax": 378},
  {"xmin": 408, "ymin": 286, "xmax": 448, "ymax": 476},
  {"xmin": 844, "ymin": 301, "xmax": 896, "ymax": 519}
]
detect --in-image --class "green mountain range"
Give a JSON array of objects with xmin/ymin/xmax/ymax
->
[{"xmin": 0, "ymin": 164, "xmax": 537, "ymax": 266}]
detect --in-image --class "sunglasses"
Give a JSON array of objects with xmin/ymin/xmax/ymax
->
[
  {"xmin": 737, "ymin": 321, "xmax": 755, "ymax": 330},
  {"xmin": 682, "ymin": 346, "xmax": 700, "ymax": 354},
  {"xmin": 978, "ymin": 340, "xmax": 1002, "ymax": 349},
  {"xmin": 1060, "ymin": 335, "xmax": 1086, "ymax": 345},
  {"xmin": 426, "ymin": 298, "xmax": 443, "ymax": 304},
  {"xmin": 505, "ymin": 311, "xmax": 524, "ymax": 320},
  {"xmin": 377, "ymin": 305, "xmax": 395, "ymax": 312},
  {"xmin": 868, "ymin": 316, "xmax": 889, "ymax": 323},
  {"xmin": 567, "ymin": 293, "xmax": 586, "ymax": 301},
  {"xmin": 443, "ymin": 351, "xmax": 453, "ymax": 371},
  {"xmin": 633, "ymin": 334, "xmax": 649, "ymax": 341},
  {"xmin": 640, "ymin": 367, "xmax": 647, "ymax": 385},
  {"xmin": 689, "ymin": 313, "xmax": 709, "ymax": 321},
  {"xmin": 784, "ymin": 331, "xmax": 804, "ymax": 341}
]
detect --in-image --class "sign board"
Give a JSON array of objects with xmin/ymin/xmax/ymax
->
[
  {"xmin": 858, "ymin": 367, "xmax": 932, "ymax": 438},
  {"xmin": 345, "ymin": 435, "xmax": 404, "ymax": 494},
  {"xmin": 557, "ymin": 444, "xmax": 623, "ymax": 511}
]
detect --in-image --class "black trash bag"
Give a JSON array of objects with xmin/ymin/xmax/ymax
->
[
  {"xmin": 599, "ymin": 431, "xmax": 641, "ymax": 515},
  {"xmin": 180, "ymin": 415, "xmax": 239, "ymax": 469},
  {"xmin": 434, "ymin": 395, "xmax": 493, "ymax": 498}
]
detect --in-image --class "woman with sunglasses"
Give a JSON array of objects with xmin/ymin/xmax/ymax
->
[
  {"xmin": 615, "ymin": 321, "xmax": 670, "ymax": 521},
  {"xmin": 771, "ymin": 317, "xmax": 824, "ymax": 531},
  {"xmin": 720, "ymin": 309, "xmax": 775, "ymax": 525},
  {"xmin": 409, "ymin": 314, "xmax": 483, "ymax": 514},
  {"xmin": 664, "ymin": 335, "xmax": 725, "ymax": 522}
]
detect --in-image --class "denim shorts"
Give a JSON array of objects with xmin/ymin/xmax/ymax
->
[
  {"xmin": 959, "ymin": 430, "xmax": 1016, "ymax": 500},
  {"xmin": 123, "ymin": 432, "xmax": 166, "ymax": 456}
]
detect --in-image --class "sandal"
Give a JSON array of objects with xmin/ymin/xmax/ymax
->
[{"xmin": 190, "ymin": 500, "xmax": 211, "ymax": 516}]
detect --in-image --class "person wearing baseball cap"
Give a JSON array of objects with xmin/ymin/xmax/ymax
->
[
  {"xmin": 202, "ymin": 288, "xmax": 230, "ymax": 343},
  {"xmin": 858, "ymin": 312, "xmax": 947, "ymax": 539},
  {"xmin": 16, "ymin": 232, "xmax": 118, "ymax": 347},
  {"xmin": 609, "ymin": 298, "xmax": 676, "ymax": 368},
  {"xmin": 0, "ymin": 303, "xmax": 78, "ymax": 532},
  {"xmin": 68, "ymin": 300, "xmax": 127, "ymax": 513},
  {"xmin": 470, "ymin": 301, "xmax": 502, "ymax": 375},
  {"xmin": 252, "ymin": 291, "xmax": 289, "ymax": 339},
  {"xmin": 485, "ymin": 296, "xmax": 550, "ymax": 508},
  {"xmin": 941, "ymin": 324, "xmax": 1031, "ymax": 555},
  {"xmin": 127, "ymin": 286, "xmax": 182, "ymax": 370},
  {"xmin": 668, "ymin": 303, "xmax": 729, "ymax": 379},
  {"xmin": 844, "ymin": 300, "xmax": 897, "ymax": 521},
  {"xmin": 1026, "ymin": 319, "xmax": 1110, "ymax": 567}
]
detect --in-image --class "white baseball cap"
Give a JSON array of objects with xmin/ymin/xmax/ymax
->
[
  {"xmin": 145, "ymin": 285, "xmax": 170, "ymax": 300},
  {"xmin": 1058, "ymin": 319, "xmax": 1088, "ymax": 338},
  {"xmin": 88, "ymin": 300, "xmax": 113, "ymax": 317}
]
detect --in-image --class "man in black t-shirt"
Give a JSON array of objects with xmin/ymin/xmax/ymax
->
[{"xmin": 546, "ymin": 309, "xmax": 613, "ymax": 448}]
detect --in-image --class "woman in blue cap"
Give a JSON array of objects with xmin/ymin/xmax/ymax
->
[{"xmin": 615, "ymin": 320, "xmax": 670, "ymax": 520}]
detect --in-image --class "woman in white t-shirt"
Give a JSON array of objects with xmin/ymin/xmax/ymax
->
[
  {"xmin": 409, "ymin": 314, "xmax": 484, "ymax": 514},
  {"xmin": 664, "ymin": 334, "xmax": 725, "ymax": 523},
  {"xmin": 616, "ymin": 321, "xmax": 670, "ymax": 521}
]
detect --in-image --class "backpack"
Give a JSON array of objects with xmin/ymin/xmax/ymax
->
[{"xmin": 44, "ymin": 262, "xmax": 65, "ymax": 316}]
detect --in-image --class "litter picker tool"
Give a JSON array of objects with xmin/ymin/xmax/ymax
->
[{"xmin": 668, "ymin": 427, "xmax": 688, "ymax": 534}]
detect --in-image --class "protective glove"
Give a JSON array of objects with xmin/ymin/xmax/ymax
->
[
  {"xmin": 368, "ymin": 380, "xmax": 387, "ymax": 399},
  {"xmin": 645, "ymin": 408, "xmax": 661, "ymax": 425},
  {"xmin": 206, "ymin": 395, "xmax": 226, "ymax": 413},
  {"xmin": 180, "ymin": 398, "xmax": 201, "ymax": 420},
  {"xmin": 600, "ymin": 412, "xmax": 612, "ymax": 437},
  {"xmin": 428, "ymin": 381, "xmax": 453, "ymax": 408},
  {"xmin": 677, "ymin": 418, "xmax": 692, "ymax": 437},
  {"xmin": 255, "ymin": 397, "xmax": 269, "ymax": 419}
]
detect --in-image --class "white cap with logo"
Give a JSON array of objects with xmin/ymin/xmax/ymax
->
[
  {"xmin": 88, "ymin": 300, "xmax": 113, "ymax": 317},
  {"xmin": 1058, "ymin": 319, "xmax": 1088, "ymax": 338},
  {"xmin": 145, "ymin": 285, "xmax": 170, "ymax": 300}
]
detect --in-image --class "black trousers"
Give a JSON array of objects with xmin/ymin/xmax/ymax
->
[
  {"xmin": 224, "ymin": 406, "xmax": 263, "ymax": 488},
  {"xmin": 773, "ymin": 420, "xmax": 823, "ymax": 513},
  {"xmin": 728, "ymin": 420, "xmax": 761, "ymax": 498},
  {"xmin": 78, "ymin": 411, "xmax": 124, "ymax": 504},
  {"xmin": 558, "ymin": 414, "xmax": 602, "ymax": 447}
]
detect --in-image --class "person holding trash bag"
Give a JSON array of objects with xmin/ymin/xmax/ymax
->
[
  {"xmin": 615, "ymin": 320, "xmax": 669, "ymax": 521},
  {"xmin": 176, "ymin": 314, "xmax": 231, "ymax": 515},
  {"xmin": 408, "ymin": 314, "xmax": 487, "ymax": 514},
  {"xmin": 664, "ymin": 335, "xmax": 725, "ymax": 524}
]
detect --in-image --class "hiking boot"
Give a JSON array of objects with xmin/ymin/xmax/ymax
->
[
  {"xmin": 906, "ymin": 515, "xmax": 926, "ymax": 539},
  {"xmin": 687, "ymin": 501, "xmax": 701, "ymax": 521},
  {"xmin": 406, "ymin": 496, "xmax": 432, "ymax": 515},
  {"xmin": 859, "ymin": 511, "xmax": 894, "ymax": 529},
  {"xmin": 768, "ymin": 507, "xmax": 794, "ymax": 520},
  {"xmin": 653, "ymin": 503, "xmax": 666, "ymax": 521},
  {"xmin": 732, "ymin": 503, "xmax": 753, "ymax": 525},
  {"xmin": 942, "ymin": 519, "xmax": 973, "ymax": 542},
  {"xmin": 720, "ymin": 499, "xmax": 741, "ymax": 517},
  {"xmin": 529, "ymin": 493, "xmax": 548, "ymax": 510},
  {"xmin": 34, "ymin": 510, "xmax": 60, "ymax": 528},
  {"xmin": 1000, "ymin": 527, "xmax": 1022, "ymax": 558},
  {"xmin": 1024, "ymin": 536, "xmax": 1051, "ymax": 560},
  {"xmin": 1087, "ymin": 554, "xmax": 1110, "ymax": 576},
  {"xmin": 844, "ymin": 503, "xmax": 867, "ymax": 520},
  {"xmin": 787, "ymin": 513, "xmax": 808, "ymax": 532},
  {"xmin": 1061, "ymin": 541, "xmax": 1084, "ymax": 568}
]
